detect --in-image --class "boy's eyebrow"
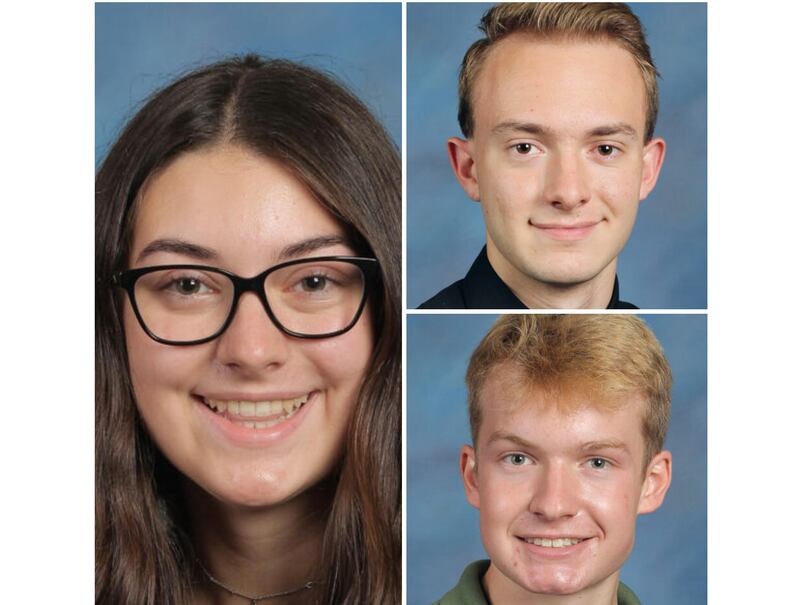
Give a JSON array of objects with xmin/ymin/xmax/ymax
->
[
  {"xmin": 579, "ymin": 439, "xmax": 630, "ymax": 454},
  {"xmin": 485, "ymin": 430, "xmax": 537, "ymax": 449},
  {"xmin": 136, "ymin": 239, "xmax": 218, "ymax": 263},
  {"xmin": 484, "ymin": 432, "xmax": 631, "ymax": 456},
  {"xmin": 586, "ymin": 122, "xmax": 638, "ymax": 139},
  {"xmin": 490, "ymin": 120, "xmax": 638, "ymax": 140},
  {"xmin": 491, "ymin": 120, "xmax": 553, "ymax": 137}
]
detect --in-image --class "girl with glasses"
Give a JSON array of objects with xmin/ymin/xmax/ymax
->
[{"xmin": 96, "ymin": 56, "xmax": 399, "ymax": 605}]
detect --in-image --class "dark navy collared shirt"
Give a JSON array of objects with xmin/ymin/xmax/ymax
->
[{"xmin": 419, "ymin": 246, "xmax": 637, "ymax": 310}]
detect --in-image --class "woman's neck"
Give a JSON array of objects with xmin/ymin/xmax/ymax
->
[{"xmin": 183, "ymin": 477, "xmax": 332, "ymax": 605}]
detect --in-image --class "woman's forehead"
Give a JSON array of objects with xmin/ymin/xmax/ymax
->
[{"xmin": 130, "ymin": 144, "xmax": 351, "ymax": 268}]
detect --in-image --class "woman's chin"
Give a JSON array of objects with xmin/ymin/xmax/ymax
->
[{"xmin": 192, "ymin": 469, "xmax": 335, "ymax": 511}]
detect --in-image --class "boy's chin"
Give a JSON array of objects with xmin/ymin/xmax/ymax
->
[{"xmin": 492, "ymin": 562, "xmax": 594, "ymax": 598}]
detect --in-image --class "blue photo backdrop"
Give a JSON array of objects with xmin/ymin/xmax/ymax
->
[
  {"xmin": 407, "ymin": 3, "xmax": 707, "ymax": 309},
  {"xmin": 407, "ymin": 314, "xmax": 707, "ymax": 605},
  {"xmin": 96, "ymin": 3, "xmax": 401, "ymax": 166}
]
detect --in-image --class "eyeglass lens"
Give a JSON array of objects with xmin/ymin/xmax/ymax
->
[{"xmin": 132, "ymin": 260, "xmax": 366, "ymax": 341}]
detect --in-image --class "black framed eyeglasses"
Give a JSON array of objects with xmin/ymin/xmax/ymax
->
[{"xmin": 112, "ymin": 256, "xmax": 378, "ymax": 345}]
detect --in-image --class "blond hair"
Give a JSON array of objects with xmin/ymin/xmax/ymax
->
[
  {"xmin": 458, "ymin": 2, "xmax": 660, "ymax": 141},
  {"xmin": 466, "ymin": 315, "xmax": 671, "ymax": 465}
]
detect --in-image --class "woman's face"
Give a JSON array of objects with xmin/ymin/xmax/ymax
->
[{"xmin": 124, "ymin": 144, "xmax": 374, "ymax": 507}]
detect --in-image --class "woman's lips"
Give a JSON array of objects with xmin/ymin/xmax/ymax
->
[
  {"xmin": 203, "ymin": 394, "xmax": 310, "ymax": 428},
  {"xmin": 193, "ymin": 391, "xmax": 318, "ymax": 447},
  {"xmin": 531, "ymin": 220, "xmax": 600, "ymax": 241}
]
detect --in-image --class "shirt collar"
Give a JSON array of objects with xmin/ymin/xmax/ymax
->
[{"xmin": 462, "ymin": 246, "xmax": 629, "ymax": 309}]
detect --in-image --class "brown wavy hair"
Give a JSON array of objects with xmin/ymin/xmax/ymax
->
[{"xmin": 95, "ymin": 56, "xmax": 400, "ymax": 604}]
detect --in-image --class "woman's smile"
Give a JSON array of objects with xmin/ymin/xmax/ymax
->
[
  {"xmin": 193, "ymin": 390, "xmax": 319, "ymax": 447},
  {"xmin": 200, "ymin": 392, "xmax": 312, "ymax": 427}
]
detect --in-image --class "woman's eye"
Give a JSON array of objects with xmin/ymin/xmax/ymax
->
[
  {"xmin": 504, "ymin": 453, "xmax": 530, "ymax": 466},
  {"xmin": 588, "ymin": 458, "xmax": 609, "ymax": 470},
  {"xmin": 171, "ymin": 277, "xmax": 210, "ymax": 295},
  {"xmin": 299, "ymin": 275, "xmax": 329, "ymax": 292}
]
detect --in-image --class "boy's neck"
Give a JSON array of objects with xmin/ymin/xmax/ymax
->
[{"xmin": 486, "ymin": 242, "xmax": 617, "ymax": 309}]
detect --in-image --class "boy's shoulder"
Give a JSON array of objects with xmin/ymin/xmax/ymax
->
[{"xmin": 431, "ymin": 560, "xmax": 490, "ymax": 605}]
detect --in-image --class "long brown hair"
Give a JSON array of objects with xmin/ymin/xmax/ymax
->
[{"xmin": 96, "ymin": 56, "xmax": 400, "ymax": 604}]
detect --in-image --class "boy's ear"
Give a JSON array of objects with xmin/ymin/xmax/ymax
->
[
  {"xmin": 448, "ymin": 137, "xmax": 481, "ymax": 201},
  {"xmin": 638, "ymin": 450, "xmax": 672, "ymax": 514},
  {"xmin": 638, "ymin": 137, "xmax": 666, "ymax": 201},
  {"xmin": 460, "ymin": 444, "xmax": 481, "ymax": 509}
]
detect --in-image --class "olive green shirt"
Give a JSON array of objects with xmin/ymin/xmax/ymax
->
[{"xmin": 432, "ymin": 560, "xmax": 641, "ymax": 605}]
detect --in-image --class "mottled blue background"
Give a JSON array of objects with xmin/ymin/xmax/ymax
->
[
  {"xmin": 407, "ymin": 3, "xmax": 707, "ymax": 309},
  {"xmin": 408, "ymin": 314, "xmax": 707, "ymax": 605},
  {"xmin": 96, "ymin": 3, "xmax": 401, "ymax": 166}
]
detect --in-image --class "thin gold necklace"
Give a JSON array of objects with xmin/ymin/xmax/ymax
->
[{"xmin": 197, "ymin": 559, "xmax": 319, "ymax": 604}]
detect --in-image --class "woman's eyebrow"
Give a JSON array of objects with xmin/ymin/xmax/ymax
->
[
  {"xmin": 278, "ymin": 235, "xmax": 350, "ymax": 261},
  {"xmin": 135, "ymin": 235, "xmax": 350, "ymax": 265},
  {"xmin": 136, "ymin": 238, "xmax": 218, "ymax": 263}
]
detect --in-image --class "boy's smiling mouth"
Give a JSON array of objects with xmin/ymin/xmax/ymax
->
[
  {"xmin": 200, "ymin": 393, "xmax": 312, "ymax": 429},
  {"xmin": 521, "ymin": 537, "xmax": 585, "ymax": 548}
]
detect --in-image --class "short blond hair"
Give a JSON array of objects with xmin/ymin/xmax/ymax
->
[
  {"xmin": 458, "ymin": 2, "xmax": 660, "ymax": 141},
  {"xmin": 466, "ymin": 315, "xmax": 671, "ymax": 465}
]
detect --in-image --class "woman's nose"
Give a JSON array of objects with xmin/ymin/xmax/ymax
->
[{"xmin": 213, "ymin": 292, "xmax": 290, "ymax": 374}]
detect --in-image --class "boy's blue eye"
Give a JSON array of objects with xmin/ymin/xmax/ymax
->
[
  {"xmin": 588, "ymin": 458, "xmax": 608, "ymax": 469},
  {"xmin": 505, "ymin": 453, "xmax": 530, "ymax": 465}
]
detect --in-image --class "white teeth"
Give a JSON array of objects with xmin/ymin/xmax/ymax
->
[
  {"xmin": 255, "ymin": 401, "xmax": 277, "ymax": 416},
  {"xmin": 526, "ymin": 537, "xmax": 583, "ymax": 547},
  {"xmin": 203, "ymin": 394, "xmax": 310, "ymax": 427}
]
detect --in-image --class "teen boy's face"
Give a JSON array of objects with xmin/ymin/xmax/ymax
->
[
  {"xmin": 461, "ymin": 366, "xmax": 671, "ymax": 600},
  {"xmin": 449, "ymin": 35, "xmax": 665, "ymax": 290}
]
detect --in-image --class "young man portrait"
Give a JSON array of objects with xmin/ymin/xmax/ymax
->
[
  {"xmin": 406, "ymin": 314, "xmax": 707, "ymax": 604},
  {"xmin": 409, "ymin": 3, "xmax": 707, "ymax": 309}
]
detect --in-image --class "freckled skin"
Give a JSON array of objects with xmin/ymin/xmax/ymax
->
[
  {"xmin": 450, "ymin": 35, "xmax": 665, "ymax": 307},
  {"xmin": 124, "ymin": 144, "xmax": 374, "ymax": 508},
  {"xmin": 461, "ymin": 366, "xmax": 671, "ymax": 602}
]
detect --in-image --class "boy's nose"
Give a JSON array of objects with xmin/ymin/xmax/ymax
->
[
  {"xmin": 543, "ymin": 153, "xmax": 591, "ymax": 211},
  {"xmin": 528, "ymin": 462, "xmax": 580, "ymax": 520}
]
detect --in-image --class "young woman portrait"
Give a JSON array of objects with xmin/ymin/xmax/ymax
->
[{"xmin": 95, "ymin": 50, "xmax": 400, "ymax": 605}]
